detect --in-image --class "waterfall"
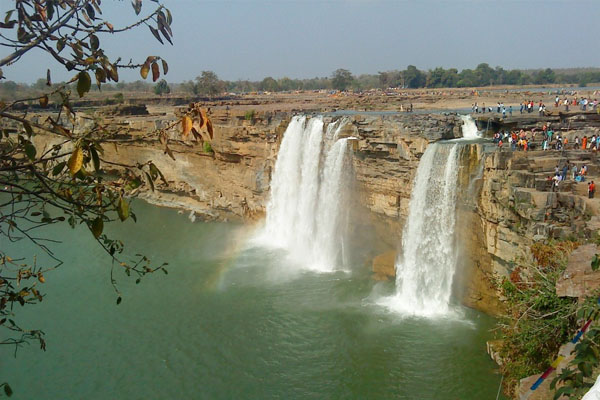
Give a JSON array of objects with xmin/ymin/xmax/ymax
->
[
  {"xmin": 260, "ymin": 116, "xmax": 352, "ymax": 272},
  {"xmin": 460, "ymin": 115, "xmax": 481, "ymax": 139},
  {"xmin": 383, "ymin": 142, "xmax": 461, "ymax": 316}
]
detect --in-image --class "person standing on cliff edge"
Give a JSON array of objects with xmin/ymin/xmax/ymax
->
[{"xmin": 589, "ymin": 181, "xmax": 596, "ymax": 199}]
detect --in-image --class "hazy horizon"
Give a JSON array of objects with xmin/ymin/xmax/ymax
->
[{"xmin": 2, "ymin": 0, "xmax": 599, "ymax": 84}]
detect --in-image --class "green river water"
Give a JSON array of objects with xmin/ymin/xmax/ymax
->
[{"xmin": 1, "ymin": 202, "xmax": 504, "ymax": 399}]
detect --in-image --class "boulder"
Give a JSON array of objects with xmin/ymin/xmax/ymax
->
[{"xmin": 556, "ymin": 244, "xmax": 600, "ymax": 298}]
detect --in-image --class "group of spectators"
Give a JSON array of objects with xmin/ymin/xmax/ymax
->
[
  {"xmin": 493, "ymin": 130, "xmax": 532, "ymax": 151},
  {"xmin": 555, "ymin": 96, "xmax": 599, "ymax": 112},
  {"xmin": 548, "ymin": 163, "xmax": 593, "ymax": 194},
  {"xmin": 492, "ymin": 122, "xmax": 600, "ymax": 153},
  {"xmin": 472, "ymin": 97, "xmax": 600, "ymax": 118}
]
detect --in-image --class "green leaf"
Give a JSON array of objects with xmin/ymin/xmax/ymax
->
[
  {"xmin": 591, "ymin": 254, "xmax": 600, "ymax": 271},
  {"xmin": 52, "ymin": 161, "xmax": 66, "ymax": 176},
  {"xmin": 24, "ymin": 143, "xmax": 36, "ymax": 161},
  {"xmin": 150, "ymin": 163, "xmax": 167, "ymax": 184},
  {"xmin": 47, "ymin": 1, "xmax": 55, "ymax": 20},
  {"xmin": 90, "ymin": 217, "xmax": 103, "ymax": 239},
  {"xmin": 3, "ymin": 383, "xmax": 13, "ymax": 397},
  {"xmin": 22, "ymin": 121, "xmax": 33, "ymax": 136},
  {"xmin": 77, "ymin": 71, "xmax": 91, "ymax": 98},
  {"xmin": 85, "ymin": 3, "xmax": 96, "ymax": 20},
  {"xmin": 89, "ymin": 34, "xmax": 99, "ymax": 51},
  {"xmin": 148, "ymin": 25, "xmax": 163, "ymax": 44},
  {"xmin": 126, "ymin": 177, "xmax": 142, "ymax": 190},
  {"xmin": 131, "ymin": 0, "xmax": 142, "ymax": 15},
  {"xmin": 5, "ymin": 10, "xmax": 14, "ymax": 24},
  {"xmin": 117, "ymin": 197, "xmax": 129, "ymax": 221},
  {"xmin": 90, "ymin": 146, "xmax": 100, "ymax": 172},
  {"xmin": 95, "ymin": 68, "xmax": 106, "ymax": 89},
  {"xmin": 145, "ymin": 172, "xmax": 155, "ymax": 192}
]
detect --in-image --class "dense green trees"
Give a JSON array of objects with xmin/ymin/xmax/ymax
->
[
  {"xmin": 4, "ymin": 65, "xmax": 597, "ymax": 101},
  {"xmin": 201, "ymin": 65, "xmax": 599, "ymax": 95},
  {"xmin": 331, "ymin": 69, "xmax": 354, "ymax": 91},
  {"xmin": 154, "ymin": 79, "xmax": 171, "ymax": 95},
  {"xmin": 195, "ymin": 71, "xmax": 225, "ymax": 96}
]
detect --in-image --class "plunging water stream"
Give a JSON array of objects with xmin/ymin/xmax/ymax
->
[
  {"xmin": 460, "ymin": 114, "xmax": 481, "ymax": 139},
  {"xmin": 382, "ymin": 143, "xmax": 462, "ymax": 316},
  {"xmin": 259, "ymin": 115, "xmax": 352, "ymax": 272}
]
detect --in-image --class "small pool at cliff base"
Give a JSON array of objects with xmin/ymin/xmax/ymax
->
[{"xmin": 0, "ymin": 201, "xmax": 504, "ymax": 399}]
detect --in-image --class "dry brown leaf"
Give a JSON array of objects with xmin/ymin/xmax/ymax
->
[
  {"xmin": 206, "ymin": 118, "xmax": 214, "ymax": 140},
  {"xmin": 182, "ymin": 116, "xmax": 192, "ymax": 138},
  {"xmin": 151, "ymin": 62, "xmax": 160, "ymax": 82},
  {"xmin": 68, "ymin": 148, "xmax": 83, "ymax": 175},
  {"xmin": 140, "ymin": 63, "xmax": 150, "ymax": 79},
  {"xmin": 199, "ymin": 108, "xmax": 208, "ymax": 130},
  {"xmin": 165, "ymin": 145, "xmax": 175, "ymax": 160}
]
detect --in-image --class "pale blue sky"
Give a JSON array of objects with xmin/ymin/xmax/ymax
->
[{"xmin": 2, "ymin": 0, "xmax": 599, "ymax": 83}]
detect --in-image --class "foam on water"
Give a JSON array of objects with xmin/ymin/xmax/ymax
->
[{"xmin": 460, "ymin": 114, "xmax": 481, "ymax": 139}]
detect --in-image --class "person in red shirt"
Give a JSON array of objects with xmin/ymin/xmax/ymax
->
[{"xmin": 590, "ymin": 181, "xmax": 596, "ymax": 199}]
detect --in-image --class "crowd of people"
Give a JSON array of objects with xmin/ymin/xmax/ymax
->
[
  {"xmin": 472, "ymin": 97, "xmax": 600, "ymax": 117},
  {"xmin": 478, "ymin": 96, "xmax": 600, "ymax": 201},
  {"xmin": 471, "ymin": 102, "xmax": 513, "ymax": 117},
  {"xmin": 491, "ymin": 122, "xmax": 600, "ymax": 153},
  {"xmin": 493, "ymin": 130, "xmax": 533, "ymax": 150},
  {"xmin": 555, "ymin": 96, "xmax": 599, "ymax": 112},
  {"xmin": 547, "ymin": 162, "xmax": 593, "ymax": 195}
]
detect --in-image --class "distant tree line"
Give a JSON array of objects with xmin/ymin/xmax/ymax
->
[
  {"xmin": 3, "ymin": 64, "xmax": 600, "ymax": 100},
  {"xmin": 220, "ymin": 65, "xmax": 600, "ymax": 93}
]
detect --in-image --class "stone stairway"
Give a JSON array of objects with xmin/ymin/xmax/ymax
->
[{"xmin": 500, "ymin": 148, "xmax": 600, "ymax": 240}]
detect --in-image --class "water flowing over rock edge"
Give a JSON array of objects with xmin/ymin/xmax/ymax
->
[{"xmin": 28, "ymin": 108, "xmax": 600, "ymax": 319}]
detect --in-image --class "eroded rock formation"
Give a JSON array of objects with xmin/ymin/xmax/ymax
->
[{"xmin": 28, "ymin": 105, "xmax": 600, "ymax": 316}]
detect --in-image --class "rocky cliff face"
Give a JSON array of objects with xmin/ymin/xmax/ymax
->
[
  {"xmin": 461, "ymin": 146, "xmax": 600, "ymax": 313},
  {"xmin": 34, "ymin": 106, "xmax": 600, "ymax": 316},
  {"xmin": 93, "ymin": 109, "xmax": 463, "ymax": 227}
]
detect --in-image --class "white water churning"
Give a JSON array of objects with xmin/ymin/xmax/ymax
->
[
  {"xmin": 460, "ymin": 115, "xmax": 481, "ymax": 139},
  {"xmin": 384, "ymin": 142, "xmax": 461, "ymax": 316},
  {"xmin": 261, "ymin": 116, "xmax": 352, "ymax": 272}
]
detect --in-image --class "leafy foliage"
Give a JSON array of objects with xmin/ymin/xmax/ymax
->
[
  {"xmin": 154, "ymin": 79, "xmax": 170, "ymax": 95},
  {"xmin": 591, "ymin": 254, "xmax": 600, "ymax": 272},
  {"xmin": 244, "ymin": 109, "xmax": 255, "ymax": 121},
  {"xmin": 331, "ymin": 68, "xmax": 354, "ymax": 91},
  {"xmin": 0, "ymin": 0, "xmax": 190, "ymax": 367},
  {"xmin": 549, "ymin": 294, "xmax": 600, "ymax": 399},
  {"xmin": 497, "ymin": 241, "xmax": 580, "ymax": 397},
  {"xmin": 194, "ymin": 71, "xmax": 225, "ymax": 97}
]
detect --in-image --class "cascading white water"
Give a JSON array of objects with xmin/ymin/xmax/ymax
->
[
  {"xmin": 460, "ymin": 115, "xmax": 481, "ymax": 139},
  {"xmin": 382, "ymin": 142, "xmax": 461, "ymax": 317},
  {"xmin": 313, "ymin": 139, "xmax": 352, "ymax": 270},
  {"xmin": 260, "ymin": 116, "xmax": 352, "ymax": 272}
]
